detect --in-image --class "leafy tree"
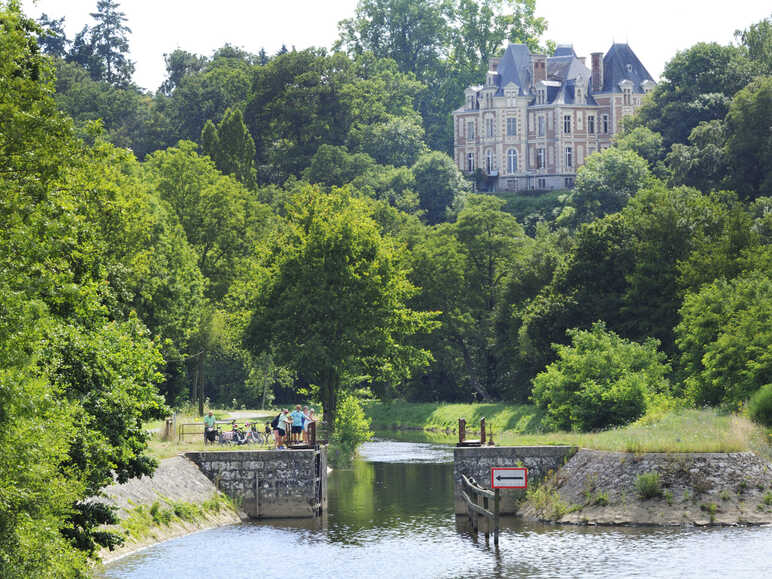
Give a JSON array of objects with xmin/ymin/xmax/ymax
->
[
  {"xmin": 676, "ymin": 272, "xmax": 772, "ymax": 407},
  {"xmin": 1, "ymin": 3, "xmax": 168, "ymax": 564},
  {"xmin": 68, "ymin": 0, "xmax": 134, "ymax": 87},
  {"xmin": 200, "ymin": 107, "xmax": 257, "ymax": 189},
  {"xmin": 736, "ymin": 14, "xmax": 772, "ymax": 74},
  {"xmin": 302, "ymin": 144, "xmax": 376, "ymax": 188},
  {"xmin": 532, "ymin": 323, "xmax": 670, "ymax": 431},
  {"xmin": 559, "ymin": 148, "xmax": 651, "ymax": 226},
  {"xmin": 614, "ymin": 126, "xmax": 666, "ymax": 175},
  {"xmin": 412, "ymin": 150, "xmax": 467, "ymax": 224},
  {"xmin": 724, "ymin": 76, "xmax": 772, "ymax": 201},
  {"xmin": 666, "ymin": 120, "xmax": 729, "ymax": 192},
  {"xmin": 352, "ymin": 114, "xmax": 427, "ymax": 167},
  {"xmin": 160, "ymin": 48, "xmax": 206, "ymax": 95},
  {"xmin": 35, "ymin": 12, "xmax": 68, "ymax": 57},
  {"xmin": 245, "ymin": 186, "xmax": 437, "ymax": 429},
  {"xmin": 631, "ymin": 42, "xmax": 757, "ymax": 147}
]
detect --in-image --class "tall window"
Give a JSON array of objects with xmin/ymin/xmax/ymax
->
[
  {"xmin": 563, "ymin": 115, "xmax": 572, "ymax": 134},
  {"xmin": 485, "ymin": 150, "xmax": 494, "ymax": 172},
  {"xmin": 466, "ymin": 152, "xmax": 474, "ymax": 172},
  {"xmin": 623, "ymin": 88, "xmax": 632, "ymax": 105},
  {"xmin": 506, "ymin": 117, "xmax": 517, "ymax": 136},
  {"xmin": 538, "ymin": 116, "xmax": 545, "ymax": 137},
  {"xmin": 602, "ymin": 114, "xmax": 609, "ymax": 134},
  {"xmin": 507, "ymin": 149, "xmax": 518, "ymax": 173},
  {"xmin": 466, "ymin": 121, "xmax": 475, "ymax": 140},
  {"xmin": 588, "ymin": 115, "xmax": 595, "ymax": 134},
  {"xmin": 536, "ymin": 148, "xmax": 545, "ymax": 169},
  {"xmin": 486, "ymin": 117, "xmax": 494, "ymax": 138},
  {"xmin": 537, "ymin": 89, "xmax": 546, "ymax": 104},
  {"xmin": 565, "ymin": 146, "xmax": 573, "ymax": 168}
]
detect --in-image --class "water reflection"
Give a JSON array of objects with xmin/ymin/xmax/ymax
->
[{"xmin": 101, "ymin": 440, "xmax": 772, "ymax": 579}]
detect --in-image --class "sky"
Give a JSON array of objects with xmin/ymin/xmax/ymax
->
[{"xmin": 22, "ymin": 0, "xmax": 771, "ymax": 92}]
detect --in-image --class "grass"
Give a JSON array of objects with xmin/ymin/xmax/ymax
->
[
  {"xmin": 365, "ymin": 402, "xmax": 769, "ymax": 454},
  {"xmin": 365, "ymin": 400, "xmax": 546, "ymax": 435},
  {"xmin": 120, "ymin": 493, "xmax": 236, "ymax": 542}
]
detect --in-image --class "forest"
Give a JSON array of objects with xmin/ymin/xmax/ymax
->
[{"xmin": 0, "ymin": 0, "xmax": 770, "ymax": 574}]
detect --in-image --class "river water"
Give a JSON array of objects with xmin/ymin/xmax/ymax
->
[{"xmin": 101, "ymin": 438, "xmax": 772, "ymax": 578}]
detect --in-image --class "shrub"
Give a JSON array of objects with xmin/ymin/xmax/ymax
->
[
  {"xmin": 532, "ymin": 322, "xmax": 670, "ymax": 431},
  {"xmin": 748, "ymin": 384, "xmax": 772, "ymax": 427},
  {"xmin": 636, "ymin": 472, "xmax": 663, "ymax": 499},
  {"xmin": 329, "ymin": 394, "xmax": 373, "ymax": 467}
]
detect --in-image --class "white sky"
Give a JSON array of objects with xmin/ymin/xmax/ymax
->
[{"xmin": 23, "ymin": 0, "xmax": 771, "ymax": 92}]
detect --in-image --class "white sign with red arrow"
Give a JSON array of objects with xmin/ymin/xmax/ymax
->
[{"xmin": 491, "ymin": 467, "xmax": 528, "ymax": 489}]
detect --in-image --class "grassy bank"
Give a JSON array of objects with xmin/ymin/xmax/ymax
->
[{"xmin": 365, "ymin": 401, "xmax": 769, "ymax": 455}]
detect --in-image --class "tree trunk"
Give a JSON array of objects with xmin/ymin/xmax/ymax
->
[
  {"xmin": 455, "ymin": 334, "xmax": 492, "ymax": 401},
  {"xmin": 197, "ymin": 354, "xmax": 205, "ymax": 417}
]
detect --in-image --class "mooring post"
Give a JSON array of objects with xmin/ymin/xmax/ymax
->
[
  {"xmin": 458, "ymin": 418, "xmax": 466, "ymax": 445},
  {"xmin": 494, "ymin": 488, "xmax": 500, "ymax": 545},
  {"xmin": 480, "ymin": 417, "xmax": 486, "ymax": 446}
]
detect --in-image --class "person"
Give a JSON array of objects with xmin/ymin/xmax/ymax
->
[
  {"xmin": 270, "ymin": 411, "xmax": 282, "ymax": 447},
  {"xmin": 302, "ymin": 406, "xmax": 315, "ymax": 444},
  {"xmin": 290, "ymin": 404, "xmax": 305, "ymax": 444},
  {"xmin": 204, "ymin": 410, "xmax": 217, "ymax": 444},
  {"xmin": 276, "ymin": 409, "xmax": 291, "ymax": 449},
  {"xmin": 231, "ymin": 420, "xmax": 246, "ymax": 445}
]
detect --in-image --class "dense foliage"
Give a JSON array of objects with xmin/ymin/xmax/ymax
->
[{"xmin": 2, "ymin": 0, "xmax": 772, "ymax": 571}]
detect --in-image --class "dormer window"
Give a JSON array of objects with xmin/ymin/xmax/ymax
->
[
  {"xmin": 626, "ymin": 64, "xmax": 633, "ymax": 73},
  {"xmin": 623, "ymin": 87, "xmax": 632, "ymax": 105},
  {"xmin": 536, "ymin": 89, "xmax": 546, "ymax": 105}
]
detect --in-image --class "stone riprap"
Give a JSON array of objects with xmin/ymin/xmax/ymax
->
[
  {"xmin": 521, "ymin": 449, "xmax": 772, "ymax": 525},
  {"xmin": 454, "ymin": 446, "xmax": 577, "ymax": 514},
  {"xmin": 186, "ymin": 448, "xmax": 327, "ymax": 519}
]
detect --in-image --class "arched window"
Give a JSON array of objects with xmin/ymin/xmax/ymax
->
[
  {"xmin": 485, "ymin": 150, "xmax": 494, "ymax": 172},
  {"xmin": 507, "ymin": 149, "xmax": 518, "ymax": 174}
]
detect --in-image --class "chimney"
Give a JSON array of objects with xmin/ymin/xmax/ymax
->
[
  {"xmin": 578, "ymin": 56, "xmax": 586, "ymax": 66},
  {"xmin": 532, "ymin": 54, "xmax": 546, "ymax": 83},
  {"xmin": 591, "ymin": 52, "xmax": 604, "ymax": 92},
  {"xmin": 489, "ymin": 56, "xmax": 501, "ymax": 72}
]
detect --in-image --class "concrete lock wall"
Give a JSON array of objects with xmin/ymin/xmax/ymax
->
[
  {"xmin": 454, "ymin": 446, "xmax": 576, "ymax": 514},
  {"xmin": 186, "ymin": 448, "xmax": 327, "ymax": 519}
]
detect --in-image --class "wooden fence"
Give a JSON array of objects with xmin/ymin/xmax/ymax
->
[{"xmin": 460, "ymin": 473, "xmax": 500, "ymax": 544}]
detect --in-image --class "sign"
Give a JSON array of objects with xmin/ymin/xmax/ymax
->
[{"xmin": 491, "ymin": 467, "xmax": 527, "ymax": 489}]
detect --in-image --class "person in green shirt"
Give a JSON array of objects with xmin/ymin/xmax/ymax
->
[{"xmin": 204, "ymin": 410, "xmax": 217, "ymax": 444}]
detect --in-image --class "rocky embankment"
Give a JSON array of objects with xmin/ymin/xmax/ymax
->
[
  {"xmin": 97, "ymin": 456, "xmax": 243, "ymax": 564},
  {"xmin": 521, "ymin": 449, "xmax": 772, "ymax": 526}
]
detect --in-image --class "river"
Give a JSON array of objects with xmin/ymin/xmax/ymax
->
[{"xmin": 101, "ymin": 438, "xmax": 772, "ymax": 578}]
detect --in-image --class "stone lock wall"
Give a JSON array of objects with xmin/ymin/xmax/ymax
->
[
  {"xmin": 186, "ymin": 448, "xmax": 327, "ymax": 519},
  {"xmin": 454, "ymin": 446, "xmax": 576, "ymax": 514}
]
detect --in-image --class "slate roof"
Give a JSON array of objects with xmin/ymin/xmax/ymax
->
[
  {"xmin": 601, "ymin": 43, "xmax": 654, "ymax": 93},
  {"xmin": 553, "ymin": 44, "xmax": 577, "ymax": 58},
  {"xmin": 495, "ymin": 44, "xmax": 533, "ymax": 96}
]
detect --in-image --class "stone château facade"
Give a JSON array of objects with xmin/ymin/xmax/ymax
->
[{"xmin": 453, "ymin": 43, "xmax": 655, "ymax": 191}]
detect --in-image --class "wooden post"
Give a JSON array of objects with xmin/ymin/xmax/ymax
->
[
  {"xmin": 494, "ymin": 488, "xmax": 500, "ymax": 545},
  {"xmin": 480, "ymin": 417, "xmax": 486, "ymax": 446},
  {"xmin": 309, "ymin": 421, "xmax": 316, "ymax": 447},
  {"xmin": 458, "ymin": 418, "xmax": 466, "ymax": 445}
]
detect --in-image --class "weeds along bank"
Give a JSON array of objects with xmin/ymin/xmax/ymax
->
[
  {"xmin": 521, "ymin": 449, "xmax": 772, "ymax": 526},
  {"xmin": 95, "ymin": 456, "xmax": 242, "ymax": 565}
]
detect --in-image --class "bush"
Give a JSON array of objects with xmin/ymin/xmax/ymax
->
[
  {"xmin": 329, "ymin": 394, "xmax": 373, "ymax": 467},
  {"xmin": 532, "ymin": 322, "xmax": 671, "ymax": 431},
  {"xmin": 636, "ymin": 472, "xmax": 663, "ymax": 499},
  {"xmin": 748, "ymin": 384, "xmax": 772, "ymax": 427}
]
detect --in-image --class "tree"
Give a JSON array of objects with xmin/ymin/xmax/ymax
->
[
  {"xmin": 736, "ymin": 14, "xmax": 772, "ymax": 74},
  {"xmin": 559, "ymin": 148, "xmax": 651, "ymax": 225},
  {"xmin": 631, "ymin": 42, "xmax": 757, "ymax": 147},
  {"xmin": 245, "ymin": 186, "xmax": 437, "ymax": 429},
  {"xmin": 160, "ymin": 48, "xmax": 206, "ymax": 95},
  {"xmin": 532, "ymin": 323, "xmax": 670, "ymax": 431},
  {"xmin": 352, "ymin": 114, "xmax": 427, "ymax": 167},
  {"xmin": 676, "ymin": 272, "xmax": 772, "ymax": 407},
  {"xmin": 412, "ymin": 150, "xmax": 467, "ymax": 224},
  {"xmin": 68, "ymin": 0, "xmax": 134, "ymax": 87},
  {"xmin": 666, "ymin": 120, "xmax": 729, "ymax": 192},
  {"xmin": 200, "ymin": 107, "xmax": 257, "ymax": 189},
  {"xmin": 724, "ymin": 76, "xmax": 772, "ymax": 201},
  {"xmin": 36, "ymin": 12, "xmax": 68, "ymax": 57}
]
